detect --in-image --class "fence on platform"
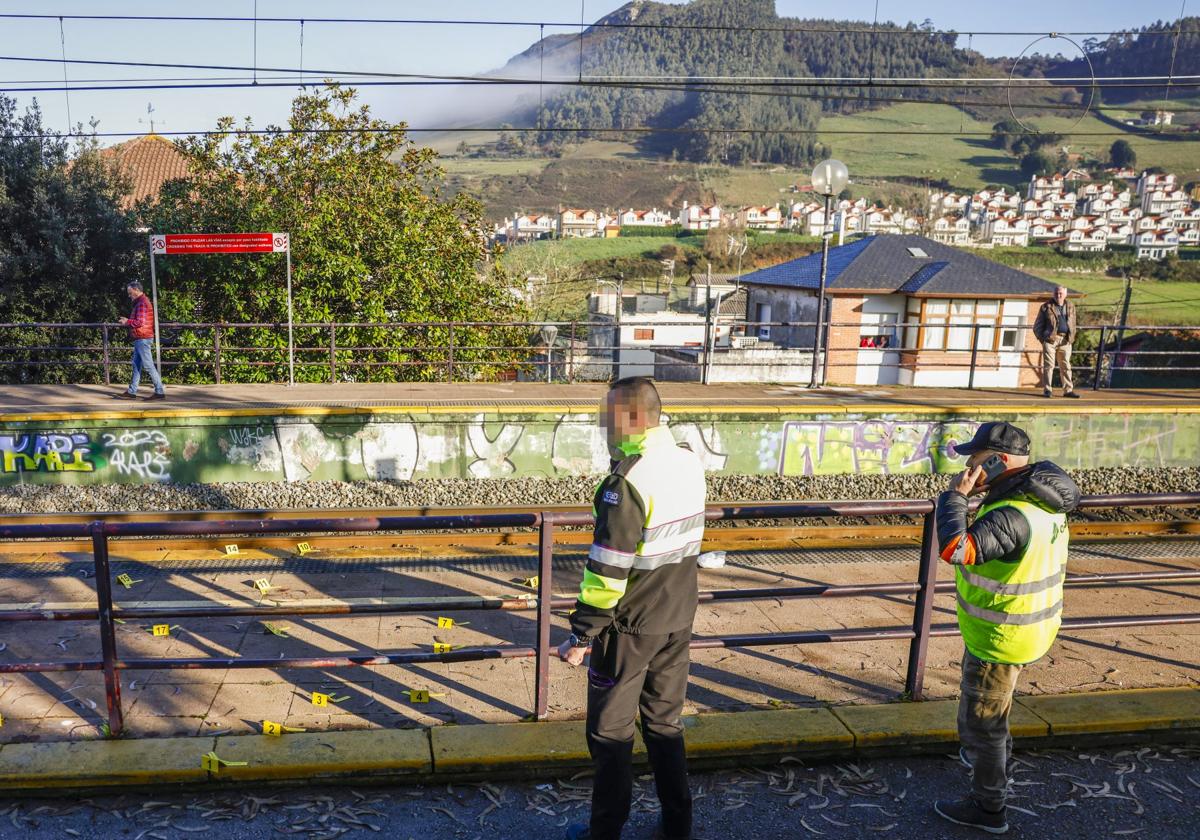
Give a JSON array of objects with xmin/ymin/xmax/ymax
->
[
  {"xmin": 1, "ymin": 493, "xmax": 1198, "ymax": 736},
  {"xmin": 0, "ymin": 321, "xmax": 1198, "ymax": 389}
]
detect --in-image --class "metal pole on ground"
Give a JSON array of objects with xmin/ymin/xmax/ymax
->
[
  {"xmin": 286, "ymin": 249, "xmax": 295, "ymax": 386},
  {"xmin": 904, "ymin": 507, "xmax": 940, "ymax": 701},
  {"xmin": 91, "ymin": 522, "xmax": 124, "ymax": 735},
  {"xmin": 149, "ymin": 251, "xmax": 162, "ymax": 372},
  {"xmin": 968, "ymin": 323, "xmax": 981, "ymax": 389},
  {"xmin": 1093, "ymin": 325, "xmax": 1108, "ymax": 391},
  {"xmin": 534, "ymin": 514, "xmax": 554, "ymax": 720}
]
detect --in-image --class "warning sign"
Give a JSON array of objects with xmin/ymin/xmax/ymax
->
[{"xmin": 150, "ymin": 233, "xmax": 289, "ymax": 255}]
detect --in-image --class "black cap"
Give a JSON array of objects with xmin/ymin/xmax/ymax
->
[{"xmin": 953, "ymin": 422, "xmax": 1030, "ymax": 457}]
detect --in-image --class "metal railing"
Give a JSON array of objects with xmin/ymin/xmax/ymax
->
[
  {"xmin": 2, "ymin": 321, "xmax": 1198, "ymax": 388},
  {"xmin": 2, "ymin": 493, "xmax": 1199, "ymax": 736}
]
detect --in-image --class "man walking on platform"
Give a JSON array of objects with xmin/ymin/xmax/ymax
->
[
  {"xmin": 933, "ymin": 422, "xmax": 1079, "ymax": 834},
  {"xmin": 114, "ymin": 281, "xmax": 165, "ymax": 401},
  {"xmin": 559, "ymin": 377, "xmax": 707, "ymax": 840},
  {"xmin": 1033, "ymin": 285, "xmax": 1079, "ymax": 398}
]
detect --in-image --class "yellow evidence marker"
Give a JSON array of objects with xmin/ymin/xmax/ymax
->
[
  {"xmin": 224, "ymin": 544, "xmax": 241, "ymax": 556},
  {"xmin": 201, "ymin": 751, "xmax": 248, "ymax": 773},
  {"xmin": 521, "ymin": 575, "xmax": 539, "ymax": 589},
  {"xmin": 254, "ymin": 578, "xmax": 272, "ymax": 594},
  {"xmin": 432, "ymin": 642, "xmax": 459, "ymax": 654},
  {"xmin": 151, "ymin": 624, "xmax": 171, "ymax": 637},
  {"xmin": 296, "ymin": 542, "xmax": 315, "ymax": 555},
  {"xmin": 262, "ymin": 720, "xmax": 306, "ymax": 736},
  {"xmin": 403, "ymin": 689, "xmax": 446, "ymax": 704},
  {"xmin": 116, "ymin": 573, "xmax": 142, "ymax": 589}
]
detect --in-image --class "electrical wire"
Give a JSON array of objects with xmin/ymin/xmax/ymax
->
[{"xmin": 0, "ymin": 12, "xmax": 1186, "ymax": 38}]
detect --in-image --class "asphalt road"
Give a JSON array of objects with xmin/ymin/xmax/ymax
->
[{"xmin": 1, "ymin": 744, "xmax": 1197, "ymax": 839}]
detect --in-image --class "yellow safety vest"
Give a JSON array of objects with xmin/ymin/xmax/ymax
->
[
  {"xmin": 580, "ymin": 425, "xmax": 706, "ymax": 611},
  {"xmin": 955, "ymin": 498, "xmax": 1068, "ymax": 665}
]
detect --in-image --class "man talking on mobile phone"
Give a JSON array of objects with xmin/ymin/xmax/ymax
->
[{"xmin": 932, "ymin": 422, "xmax": 1079, "ymax": 835}]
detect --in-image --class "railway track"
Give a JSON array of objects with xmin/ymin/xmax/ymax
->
[{"xmin": 1, "ymin": 503, "xmax": 1198, "ymax": 556}]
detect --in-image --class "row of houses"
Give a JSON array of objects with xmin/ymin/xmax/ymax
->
[
  {"xmin": 928, "ymin": 169, "xmax": 1199, "ymax": 258},
  {"xmin": 576, "ymin": 234, "xmax": 1061, "ymax": 389}
]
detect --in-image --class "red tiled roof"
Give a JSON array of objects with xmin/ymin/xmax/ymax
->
[{"xmin": 98, "ymin": 134, "xmax": 190, "ymax": 208}]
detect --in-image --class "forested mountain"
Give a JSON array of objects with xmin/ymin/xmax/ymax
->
[
  {"xmin": 485, "ymin": 0, "xmax": 1195, "ymax": 166},
  {"xmin": 494, "ymin": 0, "xmax": 968, "ymax": 165},
  {"xmin": 1060, "ymin": 18, "xmax": 1200, "ymax": 103}
]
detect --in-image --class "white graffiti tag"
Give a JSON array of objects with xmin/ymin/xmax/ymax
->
[{"xmin": 101, "ymin": 430, "xmax": 172, "ymax": 480}]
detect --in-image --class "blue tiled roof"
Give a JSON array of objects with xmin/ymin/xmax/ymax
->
[
  {"xmin": 898, "ymin": 261, "xmax": 949, "ymax": 294},
  {"xmin": 739, "ymin": 234, "xmax": 1064, "ymax": 297},
  {"xmin": 735, "ymin": 235, "xmax": 874, "ymax": 290}
]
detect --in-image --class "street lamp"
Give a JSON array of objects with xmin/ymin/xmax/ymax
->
[
  {"xmin": 538, "ymin": 324, "xmax": 559, "ymax": 383},
  {"xmin": 809, "ymin": 158, "xmax": 849, "ymax": 388}
]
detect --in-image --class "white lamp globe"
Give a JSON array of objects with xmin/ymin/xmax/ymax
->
[{"xmin": 811, "ymin": 159, "xmax": 849, "ymax": 197}]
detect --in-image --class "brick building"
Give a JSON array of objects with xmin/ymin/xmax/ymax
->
[{"xmin": 738, "ymin": 235, "xmax": 1069, "ymax": 388}]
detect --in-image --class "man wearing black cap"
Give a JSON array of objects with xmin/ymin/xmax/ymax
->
[{"xmin": 932, "ymin": 422, "xmax": 1079, "ymax": 834}]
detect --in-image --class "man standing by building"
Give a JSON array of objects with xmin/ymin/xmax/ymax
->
[
  {"xmin": 114, "ymin": 281, "xmax": 165, "ymax": 401},
  {"xmin": 558, "ymin": 377, "xmax": 706, "ymax": 840},
  {"xmin": 1033, "ymin": 285, "xmax": 1079, "ymax": 398},
  {"xmin": 933, "ymin": 422, "xmax": 1079, "ymax": 834}
]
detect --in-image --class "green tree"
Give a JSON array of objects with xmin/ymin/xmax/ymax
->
[
  {"xmin": 144, "ymin": 85, "xmax": 525, "ymax": 382},
  {"xmin": 1020, "ymin": 150, "xmax": 1056, "ymax": 179},
  {"xmin": 0, "ymin": 96, "xmax": 141, "ymax": 383},
  {"xmin": 1110, "ymin": 139, "xmax": 1136, "ymax": 168}
]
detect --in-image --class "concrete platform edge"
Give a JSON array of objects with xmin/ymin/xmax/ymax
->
[{"xmin": 2, "ymin": 687, "xmax": 1197, "ymax": 794}]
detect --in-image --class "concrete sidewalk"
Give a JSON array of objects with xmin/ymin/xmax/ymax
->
[{"xmin": 1, "ymin": 687, "xmax": 1197, "ymax": 793}]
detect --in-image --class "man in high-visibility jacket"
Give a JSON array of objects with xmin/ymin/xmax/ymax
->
[
  {"xmin": 558, "ymin": 376, "xmax": 706, "ymax": 840},
  {"xmin": 933, "ymin": 421, "xmax": 1079, "ymax": 835}
]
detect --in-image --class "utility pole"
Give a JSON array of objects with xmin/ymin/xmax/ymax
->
[{"xmin": 1107, "ymin": 272, "xmax": 1132, "ymax": 387}]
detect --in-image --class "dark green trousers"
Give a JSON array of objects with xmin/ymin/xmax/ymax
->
[{"xmin": 586, "ymin": 628, "xmax": 692, "ymax": 840}]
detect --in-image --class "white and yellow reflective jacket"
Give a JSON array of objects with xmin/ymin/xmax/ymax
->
[{"xmin": 571, "ymin": 424, "xmax": 707, "ymax": 639}]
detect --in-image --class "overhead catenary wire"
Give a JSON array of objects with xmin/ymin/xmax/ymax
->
[{"xmin": 0, "ymin": 11, "xmax": 1187, "ymax": 38}]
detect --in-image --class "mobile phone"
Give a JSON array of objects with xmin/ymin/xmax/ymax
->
[{"xmin": 980, "ymin": 454, "xmax": 1006, "ymax": 484}]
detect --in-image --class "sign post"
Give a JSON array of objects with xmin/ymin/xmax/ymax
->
[{"xmin": 149, "ymin": 232, "xmax": 293, "ymax": 384}]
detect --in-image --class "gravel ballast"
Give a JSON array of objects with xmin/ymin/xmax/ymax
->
[{"xmin": 1, "ymin": 467, "xmax": 1198, "ymax": 515}]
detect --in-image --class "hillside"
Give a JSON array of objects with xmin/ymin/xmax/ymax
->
[{"xmin": 482, "ymin": 0, "xmax": 973, "ymax": 165}]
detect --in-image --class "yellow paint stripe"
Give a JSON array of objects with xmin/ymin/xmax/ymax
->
[{"xmin": 3, "ymin": 401, "xmax": 1199, "ymax": 424}]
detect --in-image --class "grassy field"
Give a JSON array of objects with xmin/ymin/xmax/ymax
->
[
  {"xmin": 439, "ymin": 101, "xmax": 1200, "ymax": 218},
  {"xmin": 1031, "ymin": 271, "xmax": 1200, "ymax": 326}
]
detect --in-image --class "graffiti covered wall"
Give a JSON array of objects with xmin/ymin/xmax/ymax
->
[{"xmin": 0, "ymin": 408, "xmax": 1196, "ymax": 485}]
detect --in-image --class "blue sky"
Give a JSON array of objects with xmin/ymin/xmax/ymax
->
[{"xmin": 0, "ymin": 0, "xmax": 1188, "ymax": 143}]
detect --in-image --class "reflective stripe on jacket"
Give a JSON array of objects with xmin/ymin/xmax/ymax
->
[
  {"xmin": 571, "ymin": 424, "xmax": 707, "ymax": 638},
  {"xmin": 955, "ymin": 498, "xmax": 1068, "ymax": 665}
]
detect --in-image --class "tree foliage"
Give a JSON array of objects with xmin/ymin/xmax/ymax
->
[
  {"xmin": 143, "ymin": 85, "xmax": 526, "ymax": 382},
  {"xmin": 505, "ymin": 0, "xmax": 967, "ymax": 165},
  {"xmin": 1110, "ymin": 139, "xmax": 1137, "ymax": 168},
  {"xmin": 0, "ymin": 95, "xmax": 141, "ymax": 383}
]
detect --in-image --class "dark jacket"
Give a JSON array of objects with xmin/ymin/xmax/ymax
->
[
  {"xmin": 937, "ymin": 461, "xmax": 1080, "ymax": 566},
  {"xmin": 570, "ymin": 449, "xmax": 704, "ymax": 639},
  {"xmin": 1033, "ymin": 298, "xmax": 1077, "ymax": 345}
]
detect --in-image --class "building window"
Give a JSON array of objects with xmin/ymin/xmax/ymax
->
[
  {"xmin": 918, "ymin": 298, "xmax": 1003, "ymax": 351},
  {"xmin": 633, "ymin": 328, "xmax": 655, "ymax": 341}
]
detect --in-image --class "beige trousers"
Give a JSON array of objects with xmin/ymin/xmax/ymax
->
[{"xmin": 1041, "ymin": 336, "xmax": 1074, "ymax": 393}]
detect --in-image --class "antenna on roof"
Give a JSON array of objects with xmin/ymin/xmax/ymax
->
[{"xmin": 138, "ymin": 103, "xmax": 163, "ymax": 134}]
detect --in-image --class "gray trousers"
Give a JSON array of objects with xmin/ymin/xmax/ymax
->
[{"xmin": 958, "ymin": 649, "xmax": 1021, "ymax": 811}]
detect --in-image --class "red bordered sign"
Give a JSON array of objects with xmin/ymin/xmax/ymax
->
[{"xmin": 150, "ymin": 233, "xmax": 289, "ymax": 255}]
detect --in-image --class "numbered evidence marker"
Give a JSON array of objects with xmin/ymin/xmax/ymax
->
[
  {"xmin": 224, "ymin": 544, "xmax": 241, "ymax": 556},
  {"xmin": 403, "ymin": 689, "xmax": 446, "ymax": 704},
  {"xmin": 521, "ymin": 575, "xmax": 539, "ymax": 589},
  {"xmin": 201, "ymin": 751, "xmax": 248, "ymax": 773},
  {"xmin": 254, "ymin": 578, "xmax": 272, "ymax": 595},
  {"xmin": 436, "ymin": 616, "xmax": 470, "ymax": 629},
  {"xmin": 296, "ymin": 542, "xmax": 315, "ymax": 555},
  {"xmin": 116, "ymin": 573, "xmax": 143, "ymax": 589},
  {"xmin": 151, "ymin": 624, "xmax": 171, "ymax": 637},
  {"xmin": 310, "ymin": 691, "xmax": 350, "ymax": 707},
  {"xmin": 262, "ymin": 720, "xmax": 306, "ymax": 736},
  {"xmin": 432, "ymin": 642, "xmax": 459, "ymax": 654}
]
